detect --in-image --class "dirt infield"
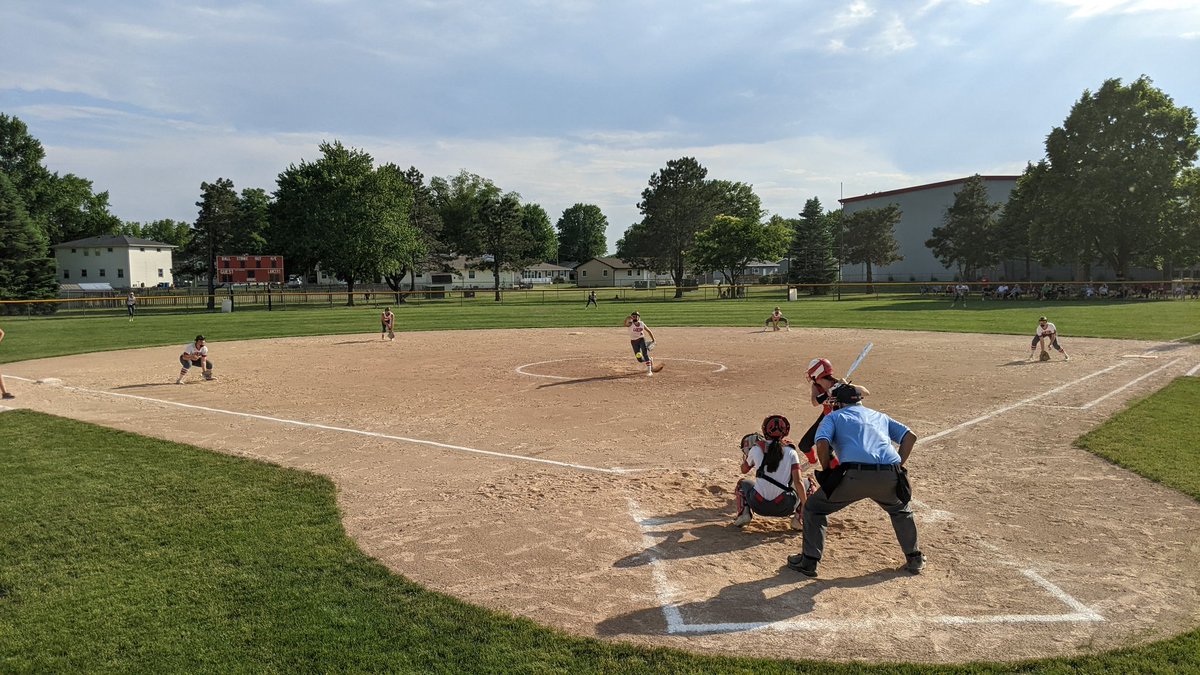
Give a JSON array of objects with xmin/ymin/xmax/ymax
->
[{"xmin": 4, "ymin": 327, "xmax": 1200, "ymax": 664}]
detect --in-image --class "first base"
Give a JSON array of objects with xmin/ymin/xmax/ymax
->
[{"xmin": 36, "ymin": 377, "xmax": 63, "ymax": 386}]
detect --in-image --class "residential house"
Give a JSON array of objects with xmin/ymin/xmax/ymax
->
[{"xmin": 52, "ymin": 235, "xmax": 176, "ymax": 289}]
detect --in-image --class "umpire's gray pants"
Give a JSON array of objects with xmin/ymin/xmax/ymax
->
[{"xmin": 801, "ymin": 467, "xmax": 919, "ymax": 562}]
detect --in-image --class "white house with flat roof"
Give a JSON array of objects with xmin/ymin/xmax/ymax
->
[{"xmin": 52, "ymin": 235, "xmax": 176, "ymax": 289}]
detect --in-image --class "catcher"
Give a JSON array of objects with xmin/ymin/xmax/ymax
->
[
  {"xmin": 733, "ymin": 415, "xmax": 810, "ymax": 531},
  {"xmin": 381, "ymin": 307, "xmax": 396, "ymax": 341},
  {"xmin": 763, "ymin": 306, "xmax": 790, "ymax": 332},
  {"xmin": 176, "ymin": 335, "xmax": 215, "ymax": 384},
  {"xmin": 624, "ymin": 311, "xmax": 663, "ymax": 376},
  {"xmin": 1029, "ymin": 316, "xmax": 1069, "ymax": 361}
]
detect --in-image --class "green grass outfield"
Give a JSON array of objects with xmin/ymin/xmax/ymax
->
[
  {"xmin": 1, "ymin": 299, "xmax": 1198, "ymax": 672},
  {"xmin": 1, "ymin": 295, "xmax": 1197, "ymax": 364}
]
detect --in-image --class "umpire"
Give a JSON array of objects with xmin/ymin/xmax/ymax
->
[{"xmin": 787, "ymin": 383, "xmax": 925, "ymax": 577}]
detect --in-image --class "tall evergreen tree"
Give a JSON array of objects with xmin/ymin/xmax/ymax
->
[
  {"xmin": 555, "ymin": 204, "xmax": 608, "ymax": 263},
  {"xmin": 0, "ymin": 173, "xmax": 58, "ymax": 310},
  {"xmin": 842, "ymin": 205, "xmax": 903, "ymax": 287},
  {"xmin": 789, "ymin": 198, "xmax": 838, "ymax": 292}
]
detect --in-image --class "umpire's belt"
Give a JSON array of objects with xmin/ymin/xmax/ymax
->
[{"xmin": 839, "ymin": 463, "xmax": 899, "ymax": 471}]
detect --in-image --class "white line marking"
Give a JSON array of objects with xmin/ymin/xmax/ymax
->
[
  {"xmin": 1079, "ymin": 358, "xmax": 1182, "ymax": 409},
  {"xmin": 1022, "ymin": 569, "xmax": 1103, "ymax": 620},
  {"xmin": 920, "ymin": 362, "xmax": 1127, "ymax": 444},
  {"xmin": 0, "ymin": 405, "xmax": 14, "ymax": 413},
  {"xmin": 1187, "ymin": 363, "xmax": 1200, "ymax": 377},
  {"xmin": 628, "ymin": 500, "xmax": 684, "ymax": 633},
  {"xmin": 8, "ymin": 375, "xmax": 627, "ymax": 475},
  {"xmin": 1172, "ymin": 330, "xmax": 1200, "ymax": 342},
  {"xmin": 627, "ymin": 501, "xmax": 1101, "ymax": 634},
  {"xmin": 1121, "ymin": 354, "xmax": 1158, "ymax": 359},
  {"xmin": 515, "ymin": 357, "xmax": 727, "ymax": 380}
]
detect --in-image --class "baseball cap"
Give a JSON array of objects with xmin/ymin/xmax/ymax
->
[
  {"xmin": 195, "ymin": 334, "xmax": 206, "ymax": 342},
  {"xmin": 1038, "ymin": 316, "xmax": 1047, "ymax": 322}
]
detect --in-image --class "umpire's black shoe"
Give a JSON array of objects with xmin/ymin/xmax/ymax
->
[
  {"xmin": 906, "ymin": 551, "xmax": 926, "ymax": 575},
  {"xmin": 787, "ymin": 554, "xmax": 819, "ymax": 577}
]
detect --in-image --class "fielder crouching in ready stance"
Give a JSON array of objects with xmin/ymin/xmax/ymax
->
[
  {"xmin": 787, "ymin": 383, "xmax": 924, "ymax": 578},
  {"xmin": 176, "ymin": 334, "xmax": 215, "ymax": 384}
]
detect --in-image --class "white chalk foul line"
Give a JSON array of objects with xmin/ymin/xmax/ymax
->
[
  {"xmin": 1187, "ymin": 363, "xmax": 1200, "ymax": 377},
  {"xmin": 515, "ymin": 357, "xmax": 727, "ymax": 380},
  {"xmin": 1079, "ymin": 358, "xmax": 1183, "ymax": 409},
  {"xmin": 920, "ymin": 362, "xmax": 1127, "ymax": 445},
  {"xmin": 9, "ymin": 375, "xmax": 627, "ymax": 475},
  {"xmin": 626, "ymin": 501, "xmax": 1101, "ymax": 634}
]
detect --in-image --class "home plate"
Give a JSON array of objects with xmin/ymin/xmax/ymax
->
[{"xmin": 1121, "ymin": 354, "xmax": 1159, "ymax": 359}]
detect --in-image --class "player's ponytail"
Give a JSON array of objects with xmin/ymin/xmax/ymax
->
[{"xmin": 764, "ymin": 439, "xmax": 783, "ymax": 473}]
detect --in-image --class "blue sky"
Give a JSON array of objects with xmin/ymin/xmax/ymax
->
[{"xmin": 2, "ymin": 0, "xmax": 1198, "ymax": 251}]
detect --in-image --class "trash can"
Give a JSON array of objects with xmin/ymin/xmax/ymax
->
[
  {"xmin": 221, "ymin": 298, "xmax": 233, "ymax": 313},
  {"xmin": 788, "ymin": 288, "xmax": 798, "ymax": 302}
]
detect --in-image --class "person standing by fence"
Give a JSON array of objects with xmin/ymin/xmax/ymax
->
[{"xmin": 126, "ymin": 291, "xmax": 137, "ymax": 321}]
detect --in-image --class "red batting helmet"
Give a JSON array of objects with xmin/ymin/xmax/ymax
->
[
  {"xmin": 761, "ymin": 414, "xmax": 791, "ymax": 440},
  {"xmin": 806, "ymin": 358, "xmax": 833, "ymax": 381}
]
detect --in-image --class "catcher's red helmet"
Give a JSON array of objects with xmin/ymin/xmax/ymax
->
[
  {"xmin": 761, "ymin": 414, "xmax": 790, "ymax": 440},
  {"xmin": 806, "ymin": 357, "xmax": 833, "ymax": 381}
]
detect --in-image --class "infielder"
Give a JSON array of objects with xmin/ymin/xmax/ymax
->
[
  {"xmin": 1029, "ymin": 316, "xmax": 1069, "ymax": 361},
  {"xmin": 733, "ymin": 415, "xmax": 809, "ymax": 531},
  {"xmin": 624, "ymin": 311, "xmax": 661, "ymax": 376},
  {"xmin": 764, "ymin": 306, "xmax": 790, "ymax": 331},
  {"xmin": 381, "ymin": 308, "xmax": 396, "ymax": 341},
  {"xmin": 176, "ymin": 335, "xmax": 215, "ymax": 384}
]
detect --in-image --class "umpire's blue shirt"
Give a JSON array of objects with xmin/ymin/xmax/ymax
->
[{"xmin": 815, "ymin": 404, "xmax": 909, "ymax": 464}]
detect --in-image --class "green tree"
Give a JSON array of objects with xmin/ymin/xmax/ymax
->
[
  {"xmin": 789, "ymin": 198, "xmax": 838, "ymax": 292},
  {"xmin": 520, "ymin": 203, "xmax": 557, "ymax": 264},
  {"xmin": 0, "ymin": 172, "xmax": 58, "ymax": 310},
  {"xmin": 0, "ymin": 114, "xmax": 121, "ymax": 245},
  {"xmin": 272, "ymin": 143, "xmax": 414, "ymax": 305},
  {"xmin": 430, "ymin": 170, "xmax": 498, "ymax": 258},
  {"xmin": 1158, "ymin": 167, "xmax": 1200, "ymax": 276},
  {"xmin": 690, "ymin": 214, "xmax": 790, "ymax": 297},
  {"xmin": 996, "ymin": 162, "xmax": 1047, "ymax": 281},
  {"xmin": 555, "ymin": 203, "xmax": 608, "ymax": 263},
  {"xmin": 621, "ymin": 157, "xmax": 716, "ymax": 298},
  {"xmin": 385, "ymin": 167, "xmax": 443, "ymax": 301},
  {"xmin": 187, "ymin": 178, "xmax": 240, "ymax": 309},
  {"xmin": 120, "ymin": 219, "xmax": 193, "ymax": 248},
  {"xmin": 842, "ymin": 205, "xmax": 903, "ymax": 287},
  {"xmin": 228, "ymin": 188, "xmax": 270, "ymax": 256},
  {"xmin": 1042, "ymin": 76, "xmax": 1200, "ymax": 280},
  {"xmin": 925, "ymin": 174, "xmax": 1004, "ymax": 280},
  {"xmin": 475, "ymin": 192, "xmax": 526, "ymax": 301}
]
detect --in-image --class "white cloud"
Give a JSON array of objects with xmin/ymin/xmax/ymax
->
[{"xmin": 1043, "ymin": 0, "xmax": 1200, "ymax": 18}]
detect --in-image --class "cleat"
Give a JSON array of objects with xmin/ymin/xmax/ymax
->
[{"xmin": 734, "ymin": 508, "xmax": 752, "ymax": 527}]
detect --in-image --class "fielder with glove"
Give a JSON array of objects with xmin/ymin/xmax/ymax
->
[
  {"xmin": 624, "ymin": 311, "xmax": 663, "ymax": 376},
  {"xmin": 1029, "ymin": 316, "xmax": 1069, "ymax": 361},
  {"xmin": 176, "ymin": 335, "xmax": 215, "ymax": 384}
]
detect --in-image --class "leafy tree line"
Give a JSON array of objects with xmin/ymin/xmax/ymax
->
[{"xmin": 928, "ymin": 76, "xmax": 1200, "ymax": 282}]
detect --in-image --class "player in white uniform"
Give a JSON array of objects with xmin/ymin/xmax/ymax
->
[
  {"xmin": 734, "ymin": 415, "xmax": 810, "ymax": 530},
  {"xmin": 1029, "ymin": 316, "xmax": 1069, "ymax": 361},
  {"xmin": 764, "ymin": 306, "xmax": 790, "ymax": 331},
  {"xmin": 176, "ymin": 335, "xmax": 216, "ymax": 383},
  {"xmin": 623, "ymin": 311, "xmax": 660, "ymax": 376}
]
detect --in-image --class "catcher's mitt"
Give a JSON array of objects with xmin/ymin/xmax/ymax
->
[
  {"xmin": 740, "ymin": 433, "xmax": 764, "ymax": 458},
  {"xmin": 1039, "ymin": 350, "xmax": 1051, "ymax": 362}
]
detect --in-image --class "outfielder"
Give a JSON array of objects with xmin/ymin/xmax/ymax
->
[
  {"xmin": 176, "ymin": 335, "xmax": 215, "ymax": 384},
  {"xmin": 1029, "ymin": 316, "xmax": 1069, "ymax": 361},
  {"xmin": 734, "ymin": 415, "xmax": 809, "ymax": 531},
  {"xmin": 763, "ymin": 306, "xmax": 790, "ymax": 331},
  {"xmin": 624, "ymin": 311, "xmax": 662, "ymax": 376}
]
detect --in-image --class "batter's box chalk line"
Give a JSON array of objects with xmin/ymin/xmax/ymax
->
[{"xmin": 627, "ymin": 498, "xmax": 1103, "ymax": 635}]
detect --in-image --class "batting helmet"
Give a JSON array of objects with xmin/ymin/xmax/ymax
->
[
  {"xmin": 761, "ymin": 414, "xmax": 791, "ymax": 440},
  {"xmin": 806, "ymin": 357, "xmax": 833, "ymax": 381}
]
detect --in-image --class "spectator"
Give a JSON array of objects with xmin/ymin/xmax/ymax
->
[{"xmin": 1099, "ymin": 283, "xmax": 1109, "ymax": 298}]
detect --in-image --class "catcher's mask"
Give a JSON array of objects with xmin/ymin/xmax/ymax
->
[
  {"xmin": 830, "ymin": 383, "xmax": 862, "ymax": 407},
  {"xmin": 761, "ymin": 414, "xmax": 791, "ymax": 440},
  {"xmin": 806, "ymin": 357, "xmax": 833, "ymax": 381}
]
